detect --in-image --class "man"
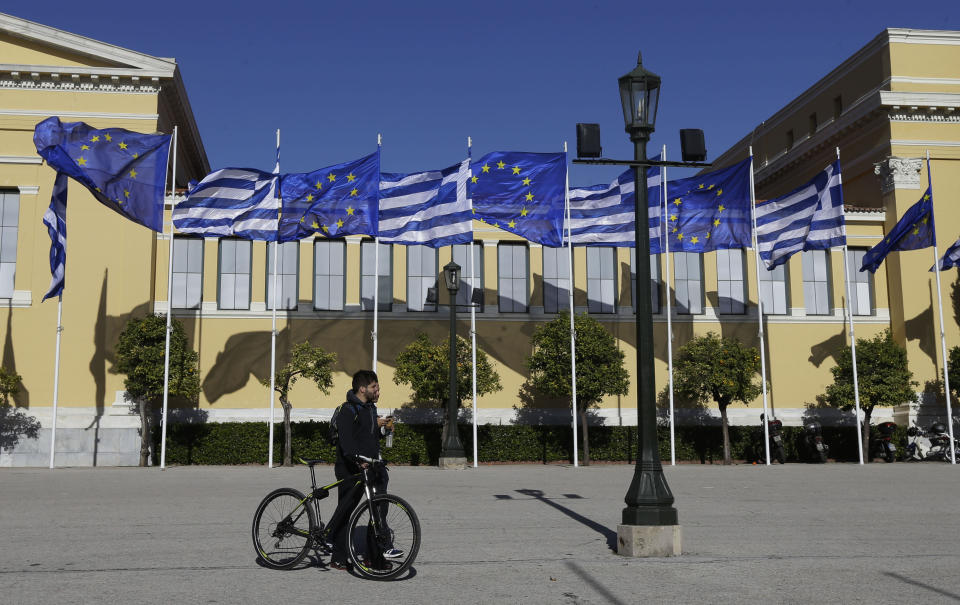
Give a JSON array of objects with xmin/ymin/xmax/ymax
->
[{"xmin": 329, "ymin": 370, "xmax": 399, "ymax": 570}]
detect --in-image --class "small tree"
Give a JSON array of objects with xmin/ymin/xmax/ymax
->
[
  {"xmin": 115, "ymin": 314, "xmax": 200, "ymax": 466},
  {"xmin": 526, "ymin": 312, "xmax": 629, "ymax": 465},
  {"xmin": 0, "ymin": 366, "xmax": 40, "ymax": 452},
  {"xmin": 825, "ymin": 329, "xmax": 917, "ymax": 460},
  {"xmin": 393, "ymin": 333, "xmax": 501, "ymax": 441},
  {"xmin": 669, "ymin": 332, "xmax": 762, "ymax": 465},
  {"xmin": 260, "ymin": 341, "xmax": 336, "ymax": 466}
]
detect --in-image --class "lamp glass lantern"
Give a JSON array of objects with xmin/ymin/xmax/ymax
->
[
  {"xmin": 443, "ymin": 261, "xmax": 461, "ymax": 295},
  {"xmin": 618, "ymin": 52, "xmax": 661, "ymax": 135}
]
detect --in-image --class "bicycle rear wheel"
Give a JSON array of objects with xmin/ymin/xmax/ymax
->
[
  {"xmin": 346, "ymin": 494, "xmax": 420, "ymax": 580},
  {"xmin": 252, "ymin": 487, "xmax": 315, "ymax": 569}
]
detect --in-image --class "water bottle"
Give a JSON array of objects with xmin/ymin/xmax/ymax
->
[{"xmin": 385, "ymin": 430, "xmax": 394, "ymax": 448}]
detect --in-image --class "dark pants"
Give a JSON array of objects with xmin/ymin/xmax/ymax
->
[{"xmin": 330, "ymin": 460, "xmax": 388, "ymax": 564}]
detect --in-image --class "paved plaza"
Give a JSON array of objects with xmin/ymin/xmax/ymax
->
[{"xmin": 1, "ymin": 462, "xmax": 959, "ymax": 604}]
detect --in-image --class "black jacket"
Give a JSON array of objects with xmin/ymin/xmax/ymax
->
[{"xmin": 336, "ymin": 390, "xmax": 380, "ymax": 464}]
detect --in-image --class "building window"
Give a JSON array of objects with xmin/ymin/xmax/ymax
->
[
  {"xmin": 218, "ymin": 239, "xmax": 251, "ymax": 310},
  {"xmin": 845, "ymin": 248, "xmax": 873, "ymax": 316},
  {"xmin": 453, "ymin": 242, "xmax": 483, "ymax": 311},
  {"xmin": 833, "ymin": 95, "xmax": 843, "ymax": 120},
  {"xmin": 542, "ymin": 246, "xmax": 570, "ymax": 314},
  {"xmin": 786, "ymin": 129, "xmax": 795, "ymax": 151},
  {"xmin": 406, "ymin": 245, "xmax": 437, "ymax": 312},
  {"xmin": 314, "ymin": 239, "xmax": 345, "ymax": 311},
  {"xmin": 0, "ymin": 190, "xmax": 19, "ymax": 298},
  {"xmin": 758, "ymin": 262, "xmax": 788, "ymax": 315},
  {"xmin": 809, "ymin": 113, "xmax": 818, "ymax": 136},
  {"xmin": 630, "ymin": 249, "xmax": 661, "ymax": 314},
  {"xmin": 361, "ymin": 240, "xmax": 392, "ymax": 311},
  {"xmin": 716, "ymin": 248, "xmax": 746, "ymax": 314},
  {"xmin": 674, "ymin": 252, "xmax": 703, "ymax": 314},
  {"xmin": 172, "ymin": 237, "xmax": 203, "ymax": 309},
  {"xmin": 587, "ymin": 247, "xmax": 616, "ymax": 314},
  {"xmin": 266, "ymin": 241, "xmax": 299, "ymax": 310},
  {"xmin": 498, "ymin": 243, "xmax": 528, "ymax": 313},
  {"xmin": 802, "ymin": 250, "xmax": 832, "ymax": 315}
]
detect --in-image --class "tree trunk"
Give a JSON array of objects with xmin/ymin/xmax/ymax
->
[
  {"xmin": 579, "ymin": 407, "xmax": 590, "ymax": 466},
  {"xmin": 281, "ymin": 395, "xmax": 292, "ymax": 467},
  {"xmin": 862, "ymin": 407, "xmax": 873, "ymax": 463},
  {"xmin": 720, "ymin": 405, "xmax": 731, "ymax": 465},
  {"xmin": 138, "ymin": 399, "xmax": 151, "ymax": 467}
]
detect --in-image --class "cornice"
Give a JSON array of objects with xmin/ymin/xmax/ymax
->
[
  {"xmin": 887, "ymin": 28, "xmax": 960, "ymax": 45},
  {"xmin": 0, "ymin": 68, "xmax": 163, "ymax": 93}
]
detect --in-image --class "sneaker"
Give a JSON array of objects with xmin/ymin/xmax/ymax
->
[
  {"xmin": 329, "ymin": 560, "xmax": 351, "ymax": 571},
  {"xmin": 383, "ymin": 548, "xmax": 404, "ymax": 559}
]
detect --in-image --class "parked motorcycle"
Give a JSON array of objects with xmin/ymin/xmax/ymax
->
[
  {"xmin": 904, "ymin": 422, "xmax": 958, "ymax": 462},
  {"xmin": 802, "ymin": 420, "xmax": 829, "ymax": 463},
  {"xmin": 873, "ymin": 421, "xmax": 898, "ymax": 463},
  {"xmin": 759, "ymin": 414, "xmax": 786, "ymax": 464}
]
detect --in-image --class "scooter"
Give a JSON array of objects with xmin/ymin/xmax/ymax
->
[
  {"xmin": 873, "ymin": 421, "xmax": 898, "ymax": 463},
  {"xmin": 904, "ymin": 422, "xmax": 958, "ymax": 462},
  {"xmin": 760, "ymin": 414, "xmax": 786, "ymax": 464},
  {"xmin": 802, "ymin": 420, "xmax": 829, "ymax": 463}
]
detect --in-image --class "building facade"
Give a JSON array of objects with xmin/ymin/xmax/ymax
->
[{"xmin": 1, "ymin": 17, "xmax": 958, "ymax": 465}]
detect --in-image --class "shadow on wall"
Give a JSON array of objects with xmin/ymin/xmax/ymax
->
[
  {"xmin": 903, "ymin": 282, "xmax": 937, "ymax": 367},
  {"xmin": 513, "ymin": 380, "xmax": 605, "ymax": 426},
  {"xmin": 2, "ymin": 300, "xmax": 29, "ymax": 406}
]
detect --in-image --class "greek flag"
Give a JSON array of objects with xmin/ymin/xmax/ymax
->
[
  {"xmin": 379, "ymin": 159, "xmax": 473, "ymax": 247},
  {"xmin": 565, "ymin": 164, "xmax": 662, "ymax": 250},
  {"xmin": 173, "ymin": 168, "xmax": 280, "ymax": 240},
  {"xmin": 933, "ymin": 236, "xmax": 960, "ymax": 271},
  {"xmin": 41, "ymin": 172, "xmax": 68, "ymax": 301},
  {"xmin": 754, "ymin": 160, "xmax": 846, "ymax": 269}
]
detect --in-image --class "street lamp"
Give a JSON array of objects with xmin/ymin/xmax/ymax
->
[
  {"xmin": 619, "ymin": 53, "xmax": 679, "ymax": 529},
  {"xmin": 440, "ymin": 260, "xmax": 466, "ymax": 468}
]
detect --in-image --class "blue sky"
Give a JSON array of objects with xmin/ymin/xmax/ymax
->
[{"xmin": 6, "ymin": 1, "xmax": 958, "ymax": 185}]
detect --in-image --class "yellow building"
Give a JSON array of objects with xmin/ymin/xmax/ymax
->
[{"xmin": 2, "ymin": 15, "xmax": 958, "ymax": 465}]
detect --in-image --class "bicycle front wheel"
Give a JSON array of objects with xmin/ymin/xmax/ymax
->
[
  {"xmin": 252, "ymin": 487, "xmax": 315, "ymax": 570},
  {"xmin": 346, "ymin": 494, "xmax": 420, "ymax": 580}
]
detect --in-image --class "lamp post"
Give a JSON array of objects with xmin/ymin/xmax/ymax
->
[
  {"xmin": 440, "ymin": 260, "xmax": 466, "ymax": 468},
  {"xmin": 618, "ymin": 53, "xmax": 679, "ymax": 532}
]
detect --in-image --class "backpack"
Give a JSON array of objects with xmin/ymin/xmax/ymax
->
[{"xmin": 327, "ymin": 402, "xmax": 357, "ymax": 446}]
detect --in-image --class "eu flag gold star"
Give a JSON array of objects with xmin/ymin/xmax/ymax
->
[
  {"xmin": 482, "ymin": 164, "xmax": 490, "ymax": 173},
  {"xmin": 124, "ymin": 190, "xmax": 130, "ymax": 198},
  {"xmin": 717, "ymin": 204, "xmax": 725, "ymax": 213},
  {"xmin": 336, "ymin": 219, "xmax": 344, "ymax": 228},
  {"xmin": 672, "ymin": 227, "xmax": 678, "ymax": 233},
  {"xmin": 670, "ymin": 214, "xmax": 677, "ymax": 221},
  {"xmin": 525, "ymin": 192, "xmax": 534, "ymax": 202},
  {"xmin": 306, "ymin": 194, "xmax": 314, "ymax": 202},
  {"xmin": 104, "ymin": 134, "xmax": 112, "ymax": 142},
  {"xmin": 698, "ymin": 183, "xmax": 704, "ymax": 189},
  {"xmin": 129, "ymin": 169, "xmax": 138, "ymax": 178},
  {"xmin": 132, "ymin": 153, "xmax": 139, "ymax": 158},
  {"xmin": 77, "ymin": 157, "xmax": 87, "ymax": 166},
  {"xmin": 707, "ymin": 184, "xmax": 715, "ymax": 190},
  {"xmin": 924, "ymin": 194, "xmax": 931, "ymax": 201},
  {"xmin": 706, "ymin": 232, "xmax": 711, "ymax": 239},
  {"xmin": 520, "ymin": 207, "xmax": 528, "ymax": 217},
  {"xmin": 716, "ymin": 189, "xmax": 723, "ymax": 196},
  {"xmin": 91, "ymin": 135, "xmax": 100, "ymax": 142},
  {"xmin": 346, "ymin": 206, "xmax": 355, "ymax": 215},
  {"xmin": 81, "ymin": 144, "xmax": 89, "ymax": 150},
  {"xmin": 315, "ymin": 181, "xmax": 322, "ymax": 190},
  {"xmin": 328, "ymin": 174, "xmax": 336, "ymax": 182},
  {"xmin": 691, "ymin": 236, "xmax": 699, "ymax": 244},
  {"xmin": 347, "ymin": 173, "xmax": 356, "ymax": 182},
  {"xmin": 119, "ymin": 141, "xmax": 127, "ymax": 149},
  {"xmin": 311, "ymin": 221, "xmax": 320, "ymax": 229},
  {"xmin": 299, "ymin": 216, "xmax": 306, "ymax": 223},
  {"xmin": 350, "ymin": 188, "xmax": 358, "ymax": 197},
  {"xmin": 496, "ymin": 161, "xmax": 505, "ymax": 169},
  {"xmin": 713, "ymin": 219, "xmax": 720, "ymax": 227},
  {"xmin": 522, "ymin": 177, "xmax": 531, "ymax": 186},
  {"xmin": 322, "ymin": 224, "xmax": 330, "ymax": 233},
  {"xmin": 677, "ymin": 233, "xmax": 684, "ymax": 240},
  {"xmin": 471, "ymin": 176, "xmax": 478, "ymax": 184},
  {"xmin": 913, "ymin": 226, "xmax": 920, "ymax": 235},
  {"xmin": 511, "ymin": 166, "xmax": 520, "ymax": 175},
  {"xmin": 922, "ymin": 216, "xmax": 929, "ymax": 224},
  {"xmin": 673, "ymin": 198, "xmax": 682, "ymax": 206},
  {"xmin": 508, "ymin": 219, "xmax": 516, "ymax": 228}
]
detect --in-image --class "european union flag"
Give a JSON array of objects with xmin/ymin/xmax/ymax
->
[
  {"xmin": 861, "ymin": 186, "xmax": 934, "ymax": 273},
  {"xmin": 662, "ymin": 157, "xmax": 752, "ymax": 253},
  {"xmin": 470, "ymin": 151, "xmax": 566, "ymax": 247},
  {"xmin": 279, "ymin": 151, "xmax": 380, "ymax": 242},
  {"xmin": 33, "ymin": 117, "xmax": 171, "ymax": 232}
]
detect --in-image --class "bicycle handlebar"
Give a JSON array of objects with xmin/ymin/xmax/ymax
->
[{"xmin": 355, "ymin": 454, "xmax": 384, "ymax": 465}]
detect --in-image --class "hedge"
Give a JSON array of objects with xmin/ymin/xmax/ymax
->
[{"xmin": 152, "ymin": 421, "xmax": 907, "ymax": 466}]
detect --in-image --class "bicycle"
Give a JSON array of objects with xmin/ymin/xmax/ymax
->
[{"xmin": 252, "ymin": 455, "xmax": 420, "ymax": 580}]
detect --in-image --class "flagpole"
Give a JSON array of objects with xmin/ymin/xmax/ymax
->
[
  {"xmin": 563, "ymin": 142, "xmax": 579, "ymax": 468},
  {"xmin": 372, "ymin": 134, "xmax": 382, "ymax": 373},
  {"xmin": 836, "ymin": 148, "xmax": 865, "ymax": 465},
  {"xmin": 160, "ymin": 126, "xmax": 178, "ymax": 470},
  {"xmin": 268, "ymin": 128, "xmax": 280, "ymax": 469},
  {"xmin": 48, "ymin": 295, "xmax": 63, "ymax": 469},
  {"xmin": 928, "ymin": 150, "xmax": 956, "ymax": 464},
  {"xmin": 468, "ymin": 137, "xmax": 479, "ymax": 468},
  {"xmin": 661, "ymin": 144, "xmax": 676, "ymax": 466},
  {"xmin": 748, "ymin": 147, "xmax": 772, "ymax": 465}
]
